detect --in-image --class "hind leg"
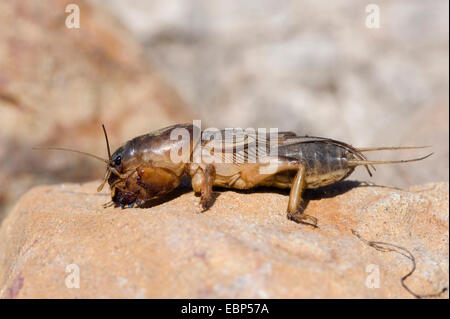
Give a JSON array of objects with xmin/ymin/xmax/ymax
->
[{"xmin": 286, "ymin": 164, "xmax": 317, "ymax": 227}]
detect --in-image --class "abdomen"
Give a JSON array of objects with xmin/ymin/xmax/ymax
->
[{"xmin": 279, "ymin": 142, "xmax": 354, "ymax": 189}]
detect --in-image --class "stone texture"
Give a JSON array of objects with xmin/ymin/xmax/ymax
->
[
  {"xmin": 0, "ymin": 181, "xmax": 447, "ymax": 298},
  {"xmin": 0, "ymin": 0, "xmax": 193, "ymax": 221}
]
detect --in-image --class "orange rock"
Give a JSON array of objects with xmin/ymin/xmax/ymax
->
[{"xmin": 0, "ymin": 181, "xmax": 447, "ymax": 298}]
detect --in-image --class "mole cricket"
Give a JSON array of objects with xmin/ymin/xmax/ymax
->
[{"xmin": 38, "ymin": 123, "xmax": 432, "ymax": 227}]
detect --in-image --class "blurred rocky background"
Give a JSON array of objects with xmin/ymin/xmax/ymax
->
[
  {"xmin": 0, "ymin": 0, "xmax": 448, "ymax": 222},
  {"xmin": 0, "ymin": 0, "xmax": 193, "ymax": 222}
]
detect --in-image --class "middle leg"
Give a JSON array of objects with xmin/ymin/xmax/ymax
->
[{"xmin": 191, "ymin": 164, "xmax": 216, "ymax": 211}]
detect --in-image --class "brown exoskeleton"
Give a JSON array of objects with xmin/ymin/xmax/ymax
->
[{"xmin": 40, "ymin": 123, "xmax": 432, "ymax": 227}]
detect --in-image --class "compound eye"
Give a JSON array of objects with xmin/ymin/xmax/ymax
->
[{"xmin": 114, "ymin": 155, "xmax": 121, "ymax": 166}]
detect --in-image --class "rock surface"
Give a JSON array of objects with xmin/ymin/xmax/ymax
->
[{"xmin": 0, "ymin": 181, "xmax": 448, "ymax": 298}]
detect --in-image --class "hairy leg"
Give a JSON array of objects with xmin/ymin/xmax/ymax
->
[{"xmin": 191, "ymin": 164, "xmax": 216, "ymax": 210}]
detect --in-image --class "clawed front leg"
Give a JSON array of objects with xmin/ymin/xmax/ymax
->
[
  {"xmin": 191, "ymin": 164, "xmax": 216, "ymax": 211},
  {"xmin": 286, "ymin": 163, "xmax": 318, "ymax": 228}
]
